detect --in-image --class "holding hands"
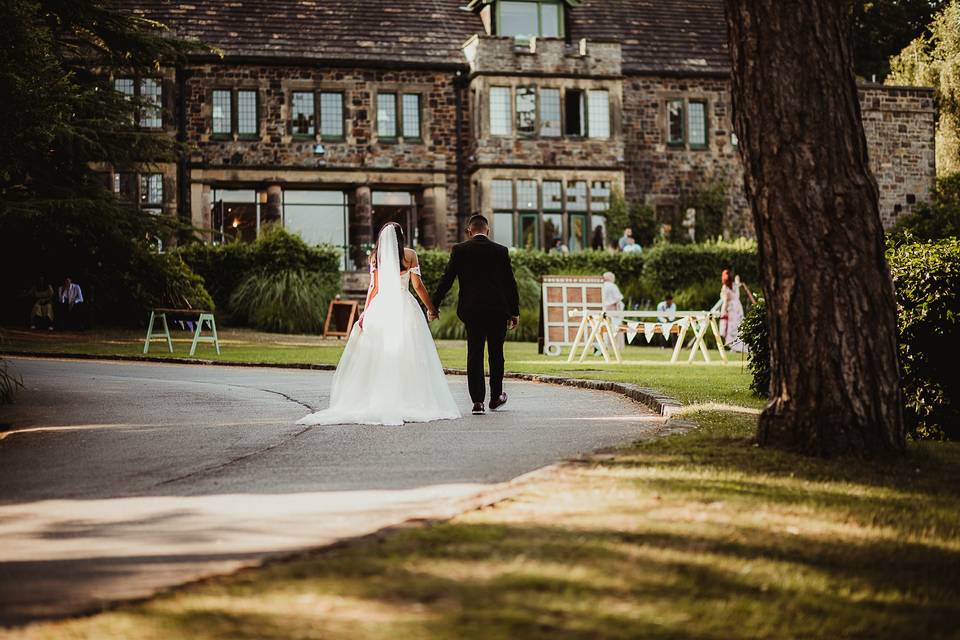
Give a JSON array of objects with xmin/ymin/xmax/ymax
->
[{"xmin": 427, "ymin": 308, "xmax": 439, "ymax": 322}]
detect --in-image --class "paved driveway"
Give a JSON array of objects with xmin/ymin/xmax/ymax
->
[{"xmin": 0, "ymin": 357, "xmax": 661, "ymax": 626}]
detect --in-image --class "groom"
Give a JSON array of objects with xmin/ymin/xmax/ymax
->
[{"xmin": 431, "ymin": 214, "xmax": 520, "ymax": 415}]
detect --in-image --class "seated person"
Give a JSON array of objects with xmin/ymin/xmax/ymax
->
[
  {"xmin": 28, "ymin": 276, "xmax": 55, "ymax": 330},
  {"xmin": 57, "ymin": 276, "xmax": 85, "ymax": 330},
  {"xmin": 656, "ymin": 293, "xmax": 677, "ymax": 348}
]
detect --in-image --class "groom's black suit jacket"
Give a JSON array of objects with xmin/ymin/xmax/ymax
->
[{"xmin": 432, "ymin": 235, "xmax": 520, "ymax": 323}]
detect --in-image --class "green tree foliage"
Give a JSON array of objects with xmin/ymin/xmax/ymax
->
[
  {"xmin": 887, "ymin": 0, "xmax": 960, "ymax": 175},
  {"xmin": 851, "ymin": 0, "xmax": 947, "ymax": 81},
  {"xmin": 889, "ymin": 172, "xmax": 960, "ymax": 241},
  {"xmin": 0, "ymin": 0, "xmax": 207, "ymax": 325},
  {"xmin": 604, "ymin": 187, "xmax": 659, "ymax": 249},
  {"xmin": 740, "ymin": 297, "xmax": 770, "ymax": 398}
]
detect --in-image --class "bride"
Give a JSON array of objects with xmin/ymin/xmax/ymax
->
[{"xmin": 298, "ymin": 223, "xmax": 461, "ymax": 426}]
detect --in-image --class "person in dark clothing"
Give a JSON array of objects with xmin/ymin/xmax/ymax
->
[{"xmin": 432, "ymin": 214, "xmax": 520, "ymax": 415}]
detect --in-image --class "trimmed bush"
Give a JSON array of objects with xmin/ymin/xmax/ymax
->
[
  {"xmin": 740, "ymin": 297, "xmax": 770, "ymax": 398},
  {"xmin": 641, "ymin": 238, "xmax": 759, "ymax": 303},
  {"xmin": 229, "ymin": 269, "xmax": 341, "ymax": 334},
  {"xmin": 889, "ymin": 239, "xmax": 960, "ymax": 440},
  {"xmin": 430, "ymin": 265, "xmax": 540, "ymax": 342},
  {"xmin": 177, "ymin": 227, "xmax": 341, "ymax": 323},
  {"xmin": 740, "ymin": 240, "xmax": 960, "ymax": 441},
  {"xmin": 418, "ymin": 248, "xmax": 646, "ymax": 305}
]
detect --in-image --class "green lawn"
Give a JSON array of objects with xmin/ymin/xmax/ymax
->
[
  {"xmin": 2, "ymin": 327, "xmax": 958, "ymax": 639},
  {"xmin": 0, "ymin": 327, "xmax": 760, "ymax": 408}
]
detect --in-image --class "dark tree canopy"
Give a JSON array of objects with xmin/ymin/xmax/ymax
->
[
  {"xmin": 850, "ymin": 0, "xmax": 947, "ymax": 81},
  {"xmin": 0, "ymin": 0, "xmax": 205, "ymax": 323}
]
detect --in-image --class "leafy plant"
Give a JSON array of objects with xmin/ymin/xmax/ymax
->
[
  {"xmin": 888, "ymin": 172, "xmax": 960, "ymax": 242},
  {"xmin": 740, "ymin": 297, "xmax": 770, "ymax": 398},
  {"xmin": 177, "ymin": 227, "xmax": 341, "ymax": 323},
  {"xmin": 430, "ymin": 266, "xmax": 540, "ymax": 342},
  {"xmin": 229, "ymin": 269, "xmax": 341, "ymax": 334},
  {"xmin": 889, "ymin": 238, "xmax": 960, "ymax": 440}
]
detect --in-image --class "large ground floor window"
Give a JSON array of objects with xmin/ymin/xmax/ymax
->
[
  {"xmin": 211, "ymin": 188, "xmax": 264, "ymax": 244},
  {"xmin": 282, "ymin": 190, "xmax": 350, "ymax": 270},
  {"xmin": 489, "ymin": 178, "xmax": 610, "ymax": 251}
]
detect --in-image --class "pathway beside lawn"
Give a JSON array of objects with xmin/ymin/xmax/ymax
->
[{"xmin": 2, "ymin": 327, "xmax": 958, "ymax": 639}]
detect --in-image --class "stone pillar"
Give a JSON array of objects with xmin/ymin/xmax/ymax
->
[
  {"xmin": 420, "ymin": 187, "xmax": 438, "ymax": 248},
  {"xmin": 352, "ymin": 184, "xmax": 373, "ymax": 269},
  {"xmin": 263, "ymin": 184, "xmax": 282, "ymax": 226}
]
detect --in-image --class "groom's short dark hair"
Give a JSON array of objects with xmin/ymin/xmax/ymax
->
[{"xmin": 467, "ymin": 214, "xmax": 489, "ymax": 231}]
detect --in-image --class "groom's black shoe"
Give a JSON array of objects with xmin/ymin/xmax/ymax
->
[
  {"xmin": 472, "ymin": 402, "xmax": 485, "ymax": 415},
  {"xmin": 489, "ymin": 393, "xmax": 508, "ymax": 411}
]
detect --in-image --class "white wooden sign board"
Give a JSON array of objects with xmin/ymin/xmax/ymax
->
[{"xmin": 541, "ymin": 275, "xmax": 605, "ymax": 356}]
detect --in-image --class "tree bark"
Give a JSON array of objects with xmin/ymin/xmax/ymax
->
[{"xmin": 723, "ymin": 1, "xmax": 905, "ymax": 456}]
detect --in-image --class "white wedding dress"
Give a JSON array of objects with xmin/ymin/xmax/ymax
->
[{"xmin": 297, "ymin": 226, "xmax": 461, "ymax": 426}]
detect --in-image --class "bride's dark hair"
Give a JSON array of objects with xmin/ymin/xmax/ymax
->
[{"xmin": 374, "ymin": 222, "xmax": 406, "ymax": 271}]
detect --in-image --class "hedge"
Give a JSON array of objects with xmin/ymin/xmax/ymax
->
[
  {"xmin": 889, "ymin": 239, "xmax": 960, "ymax": 440},
  {"xmin": 741, "ymin": 239, "xmax": 960, "ymax": 441},
  {"xmin": 177, "ymin": 228, "xmax": 341, "ymax": 323},
  {"xmin": 421, "ymin": 240, "xmax": 758, "ymax": 314}
]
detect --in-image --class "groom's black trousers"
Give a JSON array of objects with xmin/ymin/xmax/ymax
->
[{"xmin": 464, "ymin": 316, "xmax": 507, "ymax": 403}]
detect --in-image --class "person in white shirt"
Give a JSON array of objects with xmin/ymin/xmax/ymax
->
[
  {"xmin": 57, "ymin": 276, "xmax": 84, "ymax": 330},
  {"xmin": 656, "ymin": 294, "xmax": 677, "ymax": 348},
  {"xmin": 622, "ymin": 236, "xmax": 642, "ymax": 254},
  {"xmin": 617, "ymin": 227, "xmax": 633, "ymax": 251},
  {"xmin": 602, "ymin": 271, "xmax": 625, "ymax": 351}
]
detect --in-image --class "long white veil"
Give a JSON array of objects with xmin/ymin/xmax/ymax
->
[
  {"xmin": 361, "ymin": 224, "xmax": 403, "ymax": 353},
  {"xmin": 296, "ymin": 222, "xmax": 460, "ymax": 426}
]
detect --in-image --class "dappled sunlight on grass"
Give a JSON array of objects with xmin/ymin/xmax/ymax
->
[{"xmin": 11, "ymin": 410, "xmax": 959, "ymax": 640}]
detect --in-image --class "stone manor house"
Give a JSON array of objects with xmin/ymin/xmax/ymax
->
[{"xmin": 112, "ymin": 0, "xmax": 936, "ymax": 273}]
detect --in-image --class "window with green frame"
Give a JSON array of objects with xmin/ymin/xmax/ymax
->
[
  {"xmin": 667, "ymin": 98, "xmax": 708, "ymax": 149},
  {"xmin": 497, "ymin": 1, "xmax": 563, "ymax": 40},
  {"xmin": 519, "ymin": 212, "xmax": 539, "ymax": 250},
  {"xmin": 376, "ymin": 92, "xmax": 422, "ymax": 142},
  {"xmin": 486, "ymin": 177, "xmax": 611, "ymax": 251}
]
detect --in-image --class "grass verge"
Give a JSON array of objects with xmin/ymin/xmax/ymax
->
[
  {"xmin": 0, "ymin": 327, "xmax": 760, "ymax": 408},
  {"xmin": 6, "ymin": 410, "xmax": 959, "ymax": 639},
  {"xmin": 3, "ymin": 327, "xmax": 957, "ymax": 638}
]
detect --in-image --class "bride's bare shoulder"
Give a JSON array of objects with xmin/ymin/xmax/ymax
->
[{"xmin": 404, "ymin": 247, "xmax": 419, "ymax": 265}]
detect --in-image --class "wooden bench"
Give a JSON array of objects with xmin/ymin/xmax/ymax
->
[{"xmin": 144, "ymin": 308, "xmax": 220, "ymax": 356}]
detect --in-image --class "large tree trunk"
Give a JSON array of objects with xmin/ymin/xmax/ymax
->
[{"xmin": 723, "ymin": 1, "xmax": 905, "ymax": 456}]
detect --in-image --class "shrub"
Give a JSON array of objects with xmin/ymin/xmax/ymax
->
[
  {"xmin": 740, "ymin": 241, "xmax": 960, "ymax": 440},
  {"xmin": 889, "ymin": 239, "xmax": 960, "ymax": 440},
  {"xmin": 430, "ymin": 266, "xmax": 540, "ymax": 342},
  {"xmin": 740, "ymin": 297, "xmax": 770, "ymax": 398},
  {"xmin": 642, "ymin": 238, "xmax": 759, "ymax": 304},
  {"xmin": 178, "ymin": 227, "xmax": 341, "ymax": 323},
  {"xmin": 888, "ymin": 173, "xmax": 960, "ymax": 242},
  {"xmin": 418, "ymin": 248, "xmax": 647, "ymax": 305},
  {"xmin": 229, "ymin": 269, "xmax": 341, "ymax": 334},
  {"xmin": 0, "ymin": 355, "xmax": 23, "ymax": 405},
  {"xmin": 129, "ymin": 253, "xmax": 215, "ymax": 313}
]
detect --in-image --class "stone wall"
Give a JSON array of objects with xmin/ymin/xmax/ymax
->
[
  {"xmin": 621, "ymin": 78, "xmax": 937, "ymax": 238},
  {"xmin": 621, "ymin": 75, "xmax": 749, "ymax": 238},
  {"xmin": 180, "ymin": 63, "xmax": 464, "ymax": 246},
  {"xmin": 160, "ymin": 59, "xmax": 935, "ymax": 250},
  {"xmin": 859, "ymin": 85, "xmax": 937, "ymax": 227}
]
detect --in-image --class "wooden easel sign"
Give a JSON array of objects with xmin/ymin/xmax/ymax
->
[{"xmin": 323, "ymin": 299, "xmax": 359, "ymax": 338}]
